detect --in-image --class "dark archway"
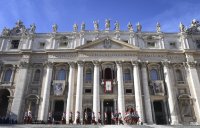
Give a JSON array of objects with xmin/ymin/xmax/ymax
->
[
  {"xmin": 0, "ymin": 89, "xmax": 10, "ymax": 117},
  {"xmin": 53, "ymin": 100, "xmax": 64, "ymax": 122},
  {"xmin": 84, "ymin": 108, "xmax": 92, "ymax": 124},
  {"xmin": 104, "ymin": 100, "xmax": 114, "ymax": 124},
  {"xmin": 105, "ymin": 68, "xmax": 112, "ymax": 79},
  {"xmin": 153, "ymin": 101, "xmax": 167, "ymax": 124}
]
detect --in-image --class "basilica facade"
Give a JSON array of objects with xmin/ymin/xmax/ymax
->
[{"xmin": 0, "ymin": 19, "xmax": 200, "ymax": 125}]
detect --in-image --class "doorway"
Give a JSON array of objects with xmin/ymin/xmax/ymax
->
[
  {"xmin": 53, "ymin": 100, "xmax": 64, "ymax": 121},
  {"xmin": 83, "ymin": 108, "xmax": 92, "ymax": 124},
  {"xmin": 0, "ymin": 89, "xmax": 10, "ymax": 117},
  {"xmin": 104, "ymin": 100, "xmax": 114, "ymax": 124},
  {"xmin": 153, "ymin": 101, "xmax": 167, "ymax": 124}
]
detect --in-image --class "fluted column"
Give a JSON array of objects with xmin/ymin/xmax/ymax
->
[
  {"xmin": 162, "ymin": 61, "xmax": 179, "ymax": 124},
  {"xmin": 74, "ymin": 61, "xmax": 84, "ymax": 123},
  {"xmin": 141, "ymin": 62, "xmax": 153, "ymax": 124},
  {"xmin": 93, "ymin": 61, "xmax": 100, "ymax": 122},
  {"xmin": 11, "ymin": 61, "xmax": 29, "ymax": 122},
  {"xmin": 132, "ymin": 61, "xmax": 144, "ymax": 123},
  {"xmin": 116, "ymin": 61, "xmax": 125, "ymax": 119},
  {"xmin": 186, "ymin": 61, "xmax": 200, "ymax": 123},
  {"xmin": 38, "ymin": 62, "xmax": 53, "ymax": 121},
  {"xmin": 66, "ymin": 62, "xmax": 75, "ymax": 124}
]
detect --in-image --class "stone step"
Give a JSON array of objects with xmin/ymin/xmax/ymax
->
[{"xmin": 0, "ymin": 124, "xmax": 199, "ymax": 128}]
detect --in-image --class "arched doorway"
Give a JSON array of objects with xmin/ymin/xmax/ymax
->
[
  {"xmin": 0, "ymin": 89, "xmax": 10, "ymax": 117},
  {"xmin": 83, "ymin": 108, "xmax": 92, "ymax": 124},
  {"xmin": 105, "ymin": 68, "xmax": 112, "ymax": 80}
]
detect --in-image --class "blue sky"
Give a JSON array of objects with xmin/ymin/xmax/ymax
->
[{"xmin": 0, "ymin": 0, "xmax": 200, "ymax": 33}]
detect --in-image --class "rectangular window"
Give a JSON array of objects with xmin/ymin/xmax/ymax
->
[
  {"xmin": 87, "ymin": 40, "xmax": 92, "ymax": 44},
  {"xmin": 125, "ymin": 89, "xmax": 132, "ymax": 94},
  {"xmin": 169, "ymin": 42, "xmax": 176, "ymax": 48},
  {"xmin": 123, "ymin": 40, "xmax": 128, "ymax": 43},
  {"xmin": 39, "ymin": 42, "xmax": 45, "ymax": 49},
  {"xmin": 147, "ymin": 42, "xmax": 155, "ymax": 47},
  {"xmin": 85, "ymin": 89, "xmax": 92, "ymax": 93},
  {"xmin": 196, "ymin": 40, "xmax": 200, "ymax": 49},
  {"xmin": 59, "ymin": 42, "xmax": 68, "ymax": 48},
  {"xmin": 10, "ymin": 40, "xmax": 20, "ymax": 49}
]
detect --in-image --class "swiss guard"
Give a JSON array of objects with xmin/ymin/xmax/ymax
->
[
  {"xmin": 84, "ymin": 112, "xmax": 88, "ymax": 124},
  {"xmin": 98, "ymin": 112, "xmax": 101, "ymax": 124},
  {"xmin": 27, "ymin": 110, "xmax": 32, "ymax": 124},
  {"xmin": 91, "ymin": 112, "xmax": 96, "ymax": 124},
  {"xmin": 69, "ymin": 112, "xmax": 73, "ymax": 124},
  {"xmin": 61, "ymin": 112, "xmax": 66, "ymax": 124},
  {"xmin": 104, "ymin": 112, "xmax": 107, "ymax": 124},
  {"xmin": 76, "ymin": 111, "xmax": 81, "ymax": 124},
  {"xmin": 23, "ymin": 112, "xmax": 28, "ymax": 124},
  {"xmin": 48, "ymin": 112, "xmax": 52, "ymax": 124},
  {"xmin": 118, "ymin": 113, "xmax": 124, "ymax": 125}
]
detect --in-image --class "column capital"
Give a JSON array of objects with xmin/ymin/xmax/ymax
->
[
  {"xmin": 93, "ymin": 60, "xmax": 100, "ymax": 66},
  {"xmin": 185, "ymin": 61, "xmax": 197, "ymax": 68},
  {"xmin": 141, "ymin": 61, "xmax": 148, "ymax": 68},
  {"xmin": 77, "ymin": 61, "xmax": 84, "ymax": 66},
  {"xmin": 161, "ymin": 60, "xmax": 171, "ymax": 67},
  {"xmin": 43, "ymin": 61, "xmax": 53, "ymax": 68},
  {"xmin": 115, "ymin": 61, "xmax": 122, "ymax": 66},
  {"xmin": 131, "ymin": 61, "xmax": 140, "ymax": 66},
  {"xmin": 19, "ymin": 61, "xmax": 29, "ymax": 68},
  {"xmin": 68, "ymin": 62, "xmax": 75, "ymax": 68}
]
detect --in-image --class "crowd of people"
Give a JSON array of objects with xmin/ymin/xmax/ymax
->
[{"xmin": 23, "ymin": 108, "xmax": 140, "ymax": 125}]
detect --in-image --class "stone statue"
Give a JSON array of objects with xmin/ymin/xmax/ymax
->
[
  {"xmin": 16, "ymin": 20, "xmax": 23, "ymax": 28},
  {"xmin": 52, "ymin": 24, "xmax": 58, "ymax": 33},
  {"xmin": 30, "ymin": 23, "xmax": 36, "ymax": 33},
  {"xmin": 73, "ymin": 23, "xmax": 78, "ymax": 32},
  {"xmin": 191, "ymin": 19, "xmax": 198, "ymax": 27},
  {"xmin": 105, "ymin": 19, "xmax": 110, "ymax": 30},
  {"xmin": 93, "ymin": 20, "xmax": 99, "ymax": 31},
  {"xmin": 127, "ymin": 22, "xmax": 133, "ymax": 32},
  {"xmin": 114, "ymin": 21, "xmax": 120, "ymax": 31},
  {"xmin": 136, "ymin": 22, "xmax": 142, "ymax": 32},
  {"xmin": 1, "ymin": 27, "xmax": 10, "ymax": 36},
  {"xmin": 81, "ymin": 22, "xmax": 85, "ymax": 31},
  {"xmin": 156, "ymin": 22, "xmax": 161, "ymax": 33},
  {"xmin": 179, "ymin": 22, "xmax": 185, "ymax": 32}
]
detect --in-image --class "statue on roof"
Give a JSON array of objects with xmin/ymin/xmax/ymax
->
[
  {"xmin": 52, "ymin": 24, "xmax": 58, "ymax": 33},
  {"xmin": 16, "ymin": 20, "xmax": 24, "ymax": 28},
  {"xmin": 93, "ymin": 20, "xmax": 99, "ymax": 31},
  {"xmin": 179, "ymin": 22, "xmax": 185, "ymax": 33},
  {"xmin": 127, "ymin": 22, "xmax": 133, "ymax": 32},
  {"xmin": 156, "ymin": 22, "xmax": 161, "ymax": 33},
  {"xmin": 73, "ymin": 23, "xmax": 78, "ymax": 32},
  {"xmin": 136, "ymin": 22, "xmax": 142, "ymax": 32},
  {"xmin": 105, "ymin": 19, "xmax": 110, "ymax": 30},
  {"xmin": 1, "ymin": 27, "xmax": 10, "ymax": 36},
  {"xmin": 186, "ymin": 19, "xmax": 200, "ymax": 34},
  {"xmin": 114, "ymin": 21, "xmax": 120, "ymax": 31},
  {"xmin": 30, "ymin": 23, "xmax": 36, "ymax": 33},
  {"xmin": 81, "ymin": 22, "xmax": 85, "ymax": 31}
]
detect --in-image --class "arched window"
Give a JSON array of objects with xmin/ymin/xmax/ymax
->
[
  {"xmin": 150, "ymin": 69, "xmax": 158, "ymax": 80},
  {"xmin": 33, "ymin": 69, "xmax": 41, "ymax": 82},
  {"xmin": 57, "ymin": 69, "xmax": 66, "ymax": 80},
  {"xmin": 176, "ymin": 69, "xmax": 183, "ymax": 81},
  {"xmin": 124, "ymin": 68, "xmax": 131, "ymax": 81},
  {"xmin": 85, "ymin": 68, "xmax": 92, "ymax": 81},
  {"xmin": 4, "ymin": 69, "xmax": 12, "ymax": 82}
]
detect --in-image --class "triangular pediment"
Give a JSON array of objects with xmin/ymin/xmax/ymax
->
[{"xmin": 76, "ymin": 37, "xmax": 140, "ymax": 51}]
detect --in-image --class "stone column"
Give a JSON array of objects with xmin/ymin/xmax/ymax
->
[
  {"xmin": 38, "ymin": 62, "xmax": 53, "ymax": 122},
  {"xmin": 132, "ymin": 61, "xmax": 144, "ymax": 123},
  {"xmin": 114, "ymin": 99, "xmax": 117, "ymax": 113},
  {"xmin": 93, "ymin": 61, "xmax": 100, "ymax": 122},
  {"xmin": 101, "ymin": 99, "xmax": 104, "ymax": 124},
  {"xmin": 66, "ymin": 62, "xmax": 75, "ymax": 124},
  {"xmin": 162, "ymin": 61, "xmax": 179, "ymax": 124},
  {"xmin": 74, "ymin": 61, "xmax": 84, "ymax": 123},
  {"xmin": 141, "ymin": 62, "xmax": 153, "ymax": 124},
  {"xmin": 186, "ymin": 62, "xmax": 200, "ymax": 123},
  {"xmin": 10, "ymin": 61, "xmax": 29, "ymax": 122},
  {"xmin": 116, "ymin": 61, "xmax": 125, "ymax": 119}
]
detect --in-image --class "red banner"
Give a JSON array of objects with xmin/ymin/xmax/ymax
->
[{"xmin": 104, "ymin": 80, "xmax": 112, "ymax": 93}]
